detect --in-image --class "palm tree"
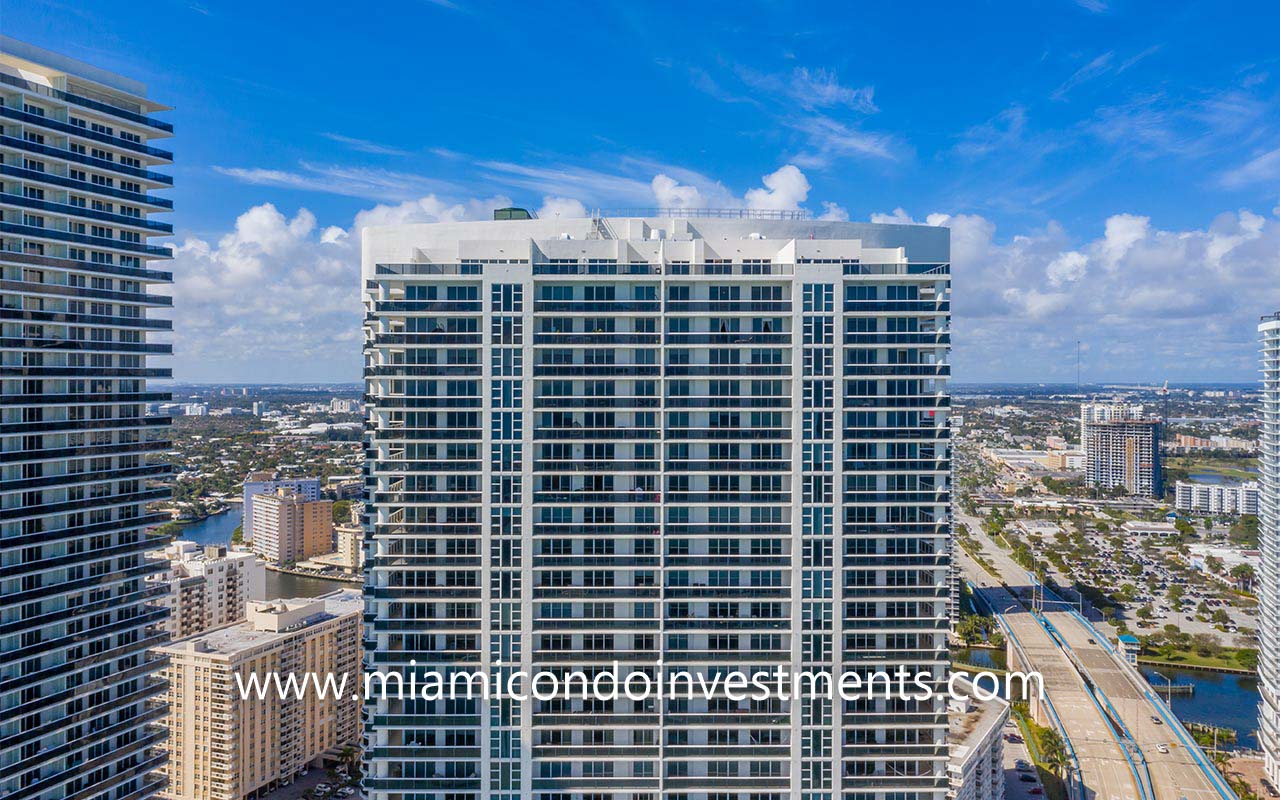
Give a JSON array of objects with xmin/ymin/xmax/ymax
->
[
  {"xmin": 1039, "ymin": 728, "xmax": 1070, "ymax": 777},
  {"xmin": 1230, "ymin": 563, "xmax": 1256, "ymax": 591}
]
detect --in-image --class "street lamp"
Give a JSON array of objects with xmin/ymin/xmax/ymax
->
[{"xmin": 1151, "ymin": 669, "xmax": 1173, "ymax": 706}]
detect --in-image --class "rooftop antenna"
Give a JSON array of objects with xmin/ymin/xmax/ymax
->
[{"xmin": 1076, "ymin": 340, "xmax": 1081, "ymax": 392}]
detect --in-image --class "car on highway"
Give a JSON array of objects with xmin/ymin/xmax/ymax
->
[
  {"xmin": 1156, "ymin": 743, "xmax": 1169, "ymax": 754},
  {"xmin": 1150, "ymin": 715, "xmax": 1163, "ymax": 725}
]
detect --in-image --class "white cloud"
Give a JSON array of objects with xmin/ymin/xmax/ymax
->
[
  {"xmin": 1221, "ymin": 146, "xmax": 1280, "ymax": 188},
  {"xmin": 908, "ymin": 207, "xmax": 1280, "ymax": 382},
  {"xmin": 652, "ymin": 174, "xmax": 705, "ymax": 209},
  {"xmin": 1045, "ymin": 251, "xmax": 1088, "ymax": 286},
  {"xmin": 1052, "ymin": 51, "xmax": 1114, "ymax": 101},
  {"xmin": 818, "ymin": 201, "xmax": 849, "ymax": 221},
  {"xmin": 214, "ymin": 162, "xmax": 458, "ymax": 201},
  {"xmin": 744, "ymin": 165, "xmax": 811, "ymax": 211},
  {"xmin": 321, "ymin": 133, "xmax": 408, "ymax": 156},
  {"xmin": 787, "ymin": 115, "xmax": 899, "ymax": 167},
  {"xmin": 786, "ymin": 67, "xmax": 877, "ymax": 112},
  {"xmin": 650, "ymin": 164, "xmax": 816, "ymax": 212},
  {"xmin": 537, "ymin": 197, "xmax": 589, "ymax": 219},
  {"xmin": 168, "ymin": 194, "xmax": 503, "ymax": 382},
  {"xmin": 1096, "ymin": 213, "xmax": 1149, "ymax": 268}
]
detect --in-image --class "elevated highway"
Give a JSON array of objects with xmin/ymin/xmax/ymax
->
[{"xmin": 957, "ymin": 511, "xmax": 1237, "ymax": 800}]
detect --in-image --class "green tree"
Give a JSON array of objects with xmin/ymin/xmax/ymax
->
[
  {"xmin": 332, "ymin": 499, "xmax": 354, "ymax": 525},
  {"xmin": 1230, "ymin": 563, "xmax": 1257, "ymax": 591},
  {"xmin": 231, "ymin": 524, "xmax": 244, "ymax": 545},
  {"xmin": 1191, "ymin": 633, "xmax": 1222, "ymax": 658},
  {"xmin": 1037, "ymin": 727, "xmax": 1070, "ymax": 777}
]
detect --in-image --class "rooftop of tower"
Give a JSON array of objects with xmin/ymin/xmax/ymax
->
[{"xmin": 361, "ymin": 212, "xmax": 951, "ymax": 278}]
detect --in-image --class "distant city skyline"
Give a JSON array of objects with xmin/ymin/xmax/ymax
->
[{"xmin": 8, "ymin": 1, "xmax": 1280, "ymax": 383}]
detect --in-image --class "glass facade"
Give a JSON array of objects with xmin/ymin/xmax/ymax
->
[
  {"xmin": 0, "ymin": 42, "xmax": 173, "ymax": 800},
  {"xmin": 363, "ymin": 219, "xmax": 951, "ymax": 800}
]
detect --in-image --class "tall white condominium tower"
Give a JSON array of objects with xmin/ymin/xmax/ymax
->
[
  {"xmin": 0, "ymin": 37, "xmax": 173, "ymax": 800},
  {"xmin": 362, "ymin": 211, "xmax": 952, "ymax": 800},
  {"xmin": 1078, "ymin": 401, "xmax": 1144, "ymax": 453},
  {"xmin": 1259, "ymin": 312, "xmax": 1280, "ymax": 786}
]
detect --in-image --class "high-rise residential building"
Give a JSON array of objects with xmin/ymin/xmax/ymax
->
[
  {"xmin": 0, "ymin": 37, "xmax": 174, "ymax": 800},
  {"xmin": 157, "ymin": 590, "xmax": 363, "ymax": 800},
  {"xmin": 1082, "ymin": 415, "xmax": 1162, "ymax": 497},
  {"xmin": 1078, "ymin": 401, "xmax": 1145, "ymax": 450},
  {"xmin": 250, "ymin": 488, "xmax": 333, "ymax": 567},
  {"xmin": 147, "ymin": 541, "xmax": 266, "ymax": 638},
  {"xmin": 362, "ymin": 213, "xmax": 953, "ymax": 798},
  {"xmin": 242, "ymin": 472, "xmax": 321, "ymax": 535},
  {"xmin": 1258, "ymin": 312, "xmax": 1280, "ymax": 786}
]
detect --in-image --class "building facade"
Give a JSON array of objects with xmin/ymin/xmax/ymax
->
[
  {"xmin": 241, "ymin": 472, "xmax": 321, "ymax": 536},
  {"xmin": 1078, "ymin": 402, "xmax": 1144, "ymax": 449},
  {"xmin": 249, "ymin": 488, "xmax": 332, "ymax": 567},
  {"xmin": 1083, "ymin": 417, "xmax": 1162, "ymax": 498},
  {"xmin": 148, "ymin": 541, "xmax": 266, "ymax": 638},
  {"xmin": 362, "ymin": 214, "xmax": 953, "ymax": 799},
  {"xmin": 1174, "ymin": 480, "xmax": 1259, "ymax": 516},
  {"xmin": 0, "ymin": 37, "xmax": 174, "ymax": 800},
  {"xmin": 1258, "ymin": 313, "xmax": 1280, "ymax": 786},
  {"xmin": 157, "ymin": 591, "xmax": 363, "ymax": 800},
  {"xmin": 945, "ymin": 677, "xmax": 1007, "ymax": 800}
]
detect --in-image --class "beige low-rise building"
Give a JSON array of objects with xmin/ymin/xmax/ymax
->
[
  {"xmin": 149, "ymin": 541, "xmax": 266, "ymax": 638},
  {"xmin": 158, "ymin": 590, "xmax": 363, "ymax": 800},
  {"xmin": 251, "ymin": 488, "xmax": 333, "ymax": 566}
]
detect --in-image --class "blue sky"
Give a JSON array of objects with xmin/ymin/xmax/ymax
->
[{"xmin": 11, "ymin": 0, "xmax": 1280, "ymax": 382}]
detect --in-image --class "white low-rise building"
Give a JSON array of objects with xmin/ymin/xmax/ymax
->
[
  {"xmin": 1120, "ymin": 520, "xmax": 1180, "ymax": 536},
  {"xmin": 948, "ymin": 676, "xmax": 1009, "ymax": 800},
  {"xmin": 1175, "ymin": 480, "xmax": 1259, "ymax": 515}
]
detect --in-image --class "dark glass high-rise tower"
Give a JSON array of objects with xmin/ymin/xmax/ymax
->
[{"xmin": 0, "ymin": 36, "xmax": 173, "ymax": 800}]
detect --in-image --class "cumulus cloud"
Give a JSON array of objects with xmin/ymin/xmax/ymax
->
[
  {"xmin": 1045, "ymin": 251, "xmax": 1088, "ymax": 286},
  {"xmin": 168, "ymin": 195, "xmax": 507, "ymax": 382},
  {"xmin": 743, "ymin": 165, "xmax": 811, "ymax": 210},
  {"xmin": 652, "ymin": 165, "xmax": 813, "ymax": 211},
  {"xmin": 818, "ymin": 201, "xmax": 849, "ymax": 221},
  {"xmin": 537, "ymin": 196, "xmax": 589, "ymax": 219},
  {"xmin": 915, "ymin": 207, "xmax": 1280, "ymax": 382}
]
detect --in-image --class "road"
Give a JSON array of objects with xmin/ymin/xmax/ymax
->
[
  {"xmin": 960, "ymin": 546, "xmax": 1142, "ymax": 800},
  {"xmin": 958, "ymin": 510, "xmax": 1237, "ymax": 800},
  {"xmin": 1043, "ymin": 599, "xmax": 1233, "ymax": 800}
]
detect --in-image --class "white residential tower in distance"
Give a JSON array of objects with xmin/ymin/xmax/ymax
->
[{"xmin": 362, "ymin": 211, "xmax": 953, "ymax": 799}]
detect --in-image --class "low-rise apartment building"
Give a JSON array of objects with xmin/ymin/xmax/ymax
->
[{"xmin": 1174, "ymin": 480, "xmax": 1259, "ymax": 515}]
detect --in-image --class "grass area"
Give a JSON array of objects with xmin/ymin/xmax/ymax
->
[
  {"xmin": 1011, "ymin": 711, "xmax": 1070, "ymax": 800},
  {"xmin": 1136, "ymin": 640, "xmax": 1254, "ymax": 670},
  {"xmin": 1168, "ymin": 457, "xmax": 1258, "ymax": 482},
  {"xmin": 1137, "ymin": 646, "xmax": 1255, "ymax": 672}
]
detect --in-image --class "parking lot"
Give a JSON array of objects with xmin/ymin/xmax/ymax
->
[
  {"xmin": 1001, "ymin": 719, "xmax": 1047, "ymax": 800},
  {"xmin": 257, "ymin": 766, "xmax": 361, "ymax": 800}
]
